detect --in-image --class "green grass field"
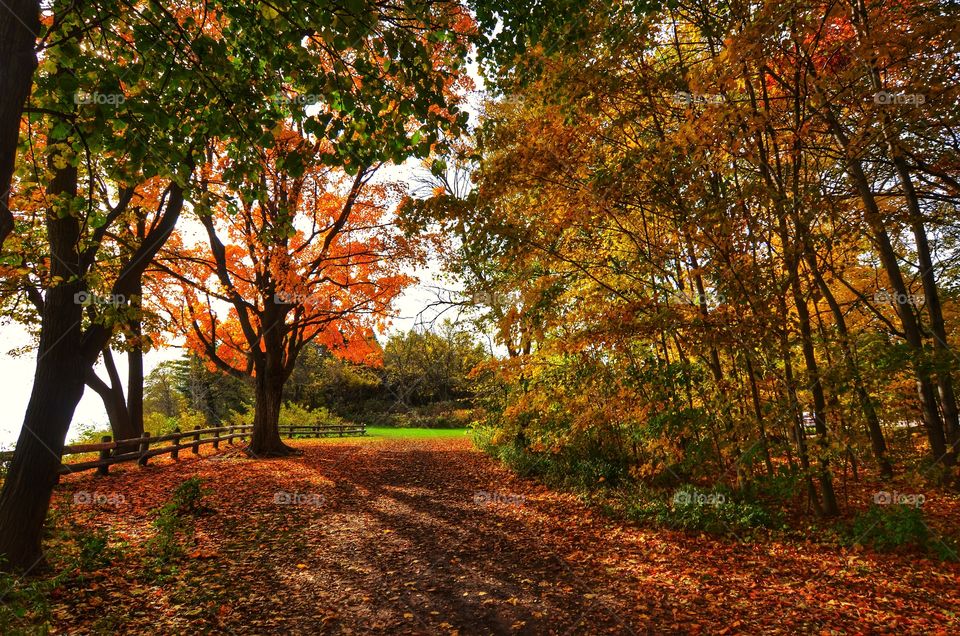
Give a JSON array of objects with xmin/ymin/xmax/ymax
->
[{"xmin": 364, "ymin": 427, "xmax": 470, "ymax": 439}]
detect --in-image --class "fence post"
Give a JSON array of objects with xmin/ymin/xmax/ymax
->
[
  {"xmin": 213, "ymin": 427, "xmax": 220, "ymax": 450},
  {"xmin": 228, "ymin": 425, "xmax": 235, "ymax": 444},
  {"xmin": 171, "ymin": 427, "xmax": 181, "ymax": 460},
  {"xmin": 192, "ymin": 426, "xmax": 201, "ymax": 454},
  {"xmin": 137, "ymin": 432, "xmax": 151, "ymax": 466},
  {"xmin": 97, "ymin": 435, "xmax": 111, "ymax": 475}
]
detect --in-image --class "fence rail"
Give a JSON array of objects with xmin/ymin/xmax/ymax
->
[{"xmin": 0, "ymin": 422, "xmax": 366, "ymax": 475}]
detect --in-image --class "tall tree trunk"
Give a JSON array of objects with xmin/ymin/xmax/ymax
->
[
  {"xmin": 127, "ymin": 278, "xmax": 145, "ymax": 439},
  {"xmin": 248, "ymin": 365, "xmax": 296, "ymax": 457},
  {"xmin": 793, "ymin": 216, "xmax": 893, "ymax": 477},
  {"xmin": 896, "ymin": 159, "xmax": 960, "ymax": 465},
  {"xmin": 247, "ymin": 308, "xmax": 298, "ymax": 457},
  {"xmin": 0, "ymin": 0, "xmax": 40, "ymax": 249},
  {"xmin": 786, "ymin": 237, "xmax": 839, "ymax": 517},
  {"xmin": 0, "ymin": 175, "xmax": 184, "ymax": 570},
  {"xmin": 85, "ymin": 366, "xmax": 133, "ymax": 440},
  {"xmin": 779, "ymin": 296, "xmax": 823, "ymax": 516},
  {"xmin": 85, "ymin": 348, "xmax": 141, "ymax": 451},
  {"xmin": 0, "ymin": 146, "xmax": 80, "ymax": 571},
  {"xmin": 744, "ymin": 353, "xmax": 775, "ymax": 476}
]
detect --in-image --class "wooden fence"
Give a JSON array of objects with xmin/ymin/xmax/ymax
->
[{"xmin": 0, "ymin": 422, "xmax": 366, "ymax": 476}]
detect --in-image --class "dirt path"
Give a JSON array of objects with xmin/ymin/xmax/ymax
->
[{"xmin": 49, "ymin": 436, "xmax": 959, "ymax": 634}]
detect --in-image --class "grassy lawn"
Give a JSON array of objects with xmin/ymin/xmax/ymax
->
[{"xmin": 364, "ymin": 427, "xmax": 470, "ymax": 439}]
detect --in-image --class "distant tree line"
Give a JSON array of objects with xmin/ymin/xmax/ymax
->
[{"xmin": 136, "ymin": 324, "xmax": 489, "ymax": 433}]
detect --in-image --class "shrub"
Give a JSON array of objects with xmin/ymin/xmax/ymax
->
[
  {"xmin": 169, "ymin": 476, "xmax": 210, "ymax": 515},
  {"xmin": 75, "ymin": 527, "xmax": 111, "ymax": 570},
  {"xmin": 846, "ymin": 505, "xmax": 956, "ymax": 558},
  {"xmin": 626, "ymin": 485, "xmax": 776, "ymax": 536},
  {"xmin": 70, "ymin": 421, "xmax": 112, "ymax": 445}
]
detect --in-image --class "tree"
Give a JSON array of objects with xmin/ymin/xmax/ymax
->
[
  {"xmin": 382, "ymin": 324, "xmax": 488, "ymax": 406},
  {"xmin": 157, "ymin": 130, "xmax": 418, "ymax": 456},
  {"xmin": 0, "ymin": 0, "xmax": 40, "ymax": 249},
  {"xmin": 144, "ymin": 355, "xmax": 252, "ymax": 424},
  {"xmin": 0, "ymin": 0, "xmax": 283, "ymax": 570}
]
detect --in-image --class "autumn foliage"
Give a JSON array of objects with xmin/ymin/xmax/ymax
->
[
  {"xmin": 155, "ymin": 129, "xmax": 419, "ymax": 454},
  {"xmin": 409, "ymin": 0, "xmax": 960, "ymax": 521}
]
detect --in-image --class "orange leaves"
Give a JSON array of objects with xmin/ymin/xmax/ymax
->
[{"xmin": 157, "ymin": 128, "xmax": 418, "ymax": 377}]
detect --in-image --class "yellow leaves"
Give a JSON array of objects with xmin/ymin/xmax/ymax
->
[{"xmin": 51, "ymin": 154, "xmax": 70, "ymax": 171}]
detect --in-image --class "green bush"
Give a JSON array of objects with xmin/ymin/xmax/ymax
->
[
  {"xmin": 75, "ymin": 527, "xmax": 113, "ymax": 571},
  {"xmin": 339, "ymin": 399, "xmax": 475, "ymax": 428},
  {"xmin": 846, "ymin": 505, "xmax": 955, "ymax": 558},
  {"xmin": 230, "ymin": 403, "xmax": 347, "ymax": 435},
  {"xmin": 625, "ymin": 485, "xmax": 776, "ymax": 536},
  {"xmin": 476, "ymin": 432, "xmax": 627, "ymax": 492},
  {"xmin": 169, "ymin": 476, "xmax": 210, "ymax": 515},
  {"xmin": 70, "ymin": 421, "xmax": 112, "ymax": 445}
]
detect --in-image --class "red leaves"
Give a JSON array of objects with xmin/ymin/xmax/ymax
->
[
  {"xmin": 28, "ymin": 437, "xmax": 960, "ymax": 633},
  {"xmin": 154, "ymin": 129, "xmax": 419, "ymax": 378}
]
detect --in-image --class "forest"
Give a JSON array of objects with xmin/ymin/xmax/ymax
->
[{"xmin": 0, "ymin": 0, "xmax": 958, "ymax": 633}]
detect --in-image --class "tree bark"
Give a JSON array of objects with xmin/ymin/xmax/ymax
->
[
  {"xmin": 127, "ymin": 279, "xmax": 145, "ymax": 438},
  {"xmin": 849, "ymin": 0, "xmax": 958, "ymax": 469},
  {"xmin": 246, "ymin": 305, "xmax": 298, "ymax": 457},
  {"xmin": 779, "ymin": 295, "xmax": 823, "ymax": 516},
  {"xmin": 0, "ymin": 0, "xmax": 41, "ymax": 249},
  {"xmin": 792, "ymin": 215, "xmax": 893, "ymax": 477},
  {"xmin": 744, "ymin": 353, "xmax": 775, "ymax": 477},
  {"xmin": 85, "ymin": 364, "xmax": 133, "ymax": 440},
  {"xmin": 786, "ymin": 236, "xmax": 840, "ymax": 517},
  {"xmin": 0, "ymin": 144, "xmax": 80, "ymax": 571},
  {"xmin": 85, "ymin": 347, "xmax": 142, "ymax": 452},
  {"xmin": 795, "ymin": 76, "xmax": 951, "ymax": 466},
  {"xmin": 247, "ymin": 369, "xmax": 295, "ymax": 457}
]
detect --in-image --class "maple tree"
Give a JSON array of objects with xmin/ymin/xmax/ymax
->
[{"xmin": 155, "ymin": 130, "xmax": 418, "ymax": 456}]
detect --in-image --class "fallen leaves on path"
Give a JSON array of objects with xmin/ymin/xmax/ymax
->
[{"xmin": 41, "ymin": 437, "xmax": 960, "ymax": 634}]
